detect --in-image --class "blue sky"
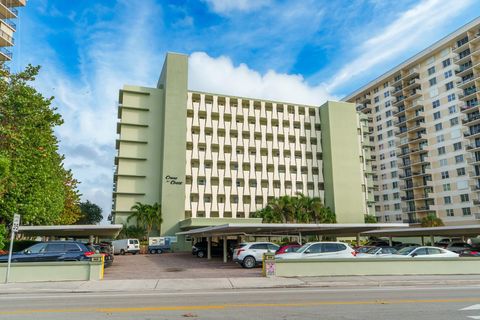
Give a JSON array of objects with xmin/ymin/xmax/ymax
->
[{"xmin": 9, "ymin": 0, "xmax": 479, "ymax": 221}]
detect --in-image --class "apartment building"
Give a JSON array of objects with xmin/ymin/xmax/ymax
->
[
  {"xmin": 0, "ymin": 0, "xmax": 26, "ymax": 63},
  {"xmin": 112, "ymin": 53, "xmax": 374, "ymax": 246},
  {"xmin": 344, "ymin": 17, "xmax": 480, "ymax": 226}
]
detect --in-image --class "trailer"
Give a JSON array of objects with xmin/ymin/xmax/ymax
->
[{"xmin": 148, "ymin": 237, "xmax": 174, "ymax": 254}]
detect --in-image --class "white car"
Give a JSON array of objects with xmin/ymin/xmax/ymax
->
[
  {"xmin": 233, "ymin": 242, "xmax": 279, "ymax": 268},
  {"xmin": 387, "ymin": 246, "xmax": 459, "ymax": 258},
  {"xmin": 356, "ymin": 246, "xmax": 397, "ymax": 258},
  {"xmin": 275, "ymin": 242, "xmax": 356, "ymax": 260}
]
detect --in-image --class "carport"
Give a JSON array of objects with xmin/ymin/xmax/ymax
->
[
  {"xmin": 362, "ymin": 225, "xmax": 480, "ymax": 245},
  {"xmin": 17, "ymin": 224, "xmax": 123, "ymax": 242},
  {"xmin": 177, "ymin": 223, "xmax": 408, "ymax": 263}
]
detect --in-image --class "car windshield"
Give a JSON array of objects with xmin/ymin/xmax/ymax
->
[
  {"xmin": 395, "ymin": 246, "xmax": 417, "ymax": 255},
  {"xmin": 295, "ymin": 243, "xmax": 311, "ymax": 254},
  {"xmin": 365, "ymin": 247, "xmax": 379, "ymax": 254}
]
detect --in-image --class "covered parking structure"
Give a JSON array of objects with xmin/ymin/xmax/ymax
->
[
  {"xmin": 177, "ymin": 222, "xmax": 409, "ymax": 263},
  {"xmin": 362, "ymin": 225, "xmax": 480, "ymax": 246},
  {"xmin": 17, "ymin": 224, "xmax": 123, "ymax": 242}
]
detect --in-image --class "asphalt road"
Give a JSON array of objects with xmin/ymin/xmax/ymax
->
[{"xmin": 2, "ymin": 285, "xmax": 480, "ymax": 320}]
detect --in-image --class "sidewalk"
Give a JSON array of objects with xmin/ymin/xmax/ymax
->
[{"xmin": 2, "ymin": 275, "xmax": 480, "ymax": 294}]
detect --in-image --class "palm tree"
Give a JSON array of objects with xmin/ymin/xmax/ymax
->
[
  {"xmin": 152, "ymin": 203, "xmax": 162, "ymax": 235},
  {"xmin": 421, "ymin": 214, "xmax": 444, "ymax": 227}
]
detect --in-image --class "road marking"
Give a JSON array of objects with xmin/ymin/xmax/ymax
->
[
  {"xmin": 467, "ymin": 317, "xmax": 480, "ymax": 319},
  {"xmin": 463, "ymin": 305, "xmax": 480, "ymax": 311},
  {"xmin": 2, "ymin": 297, "xmax": 480, "ymax": 315}
]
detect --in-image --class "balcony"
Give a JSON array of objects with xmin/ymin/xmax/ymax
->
[
  {"xmin": 391, "ymin": 87, "xmax": 404, "ymax": 97},
  {"xmin": 457, "ymin": 74, "xmax": 480, "ymax": 89},
  {"xmin": 462, "ymin": 112, "xmax": 480, "ymax": 125},
  {"xmin": 461, "ymin": 102, "xmax": 479, "ymax": 113},
  {"xmin": 0, "ymin": 46, "xmax": 11, "ymax": 61},
  {"xmin": 405, "ymin": 89, "xmax": 423, "ymax": 101},
  {"xmin": 403, "ymin": 68, "xmax": 420, "ymax": 81},
  {"xmin": 393, "ymin": 107, "xmax": 406, "ymax": 116},
  {"xmin": 459, "ymin": 88, "xmax": 478, "ymax": 101},
  {"xmin": 0, "ymin": 0, "xmax": 27, "ymax": 7},
  {"xmin": 0, "ymin": 27, "xmax": 13, "ymax": 46},
  {"xmin": 403, "ymin": 78, "xmax": 421, "ymax": 91},
  {"xmin": 0, "ymin": 2, "xmax": 17, "ymax": 18},
  {"xmin": 453, "ymin": 40, "xmax": 470, "ymax": 53},
  {"xmin": 356, "ymin": 103, "xmax": 372, "ymax": 112},
  {"xmin": 357, "ymin": 93, "xmax": 371, "ymax": 105}
]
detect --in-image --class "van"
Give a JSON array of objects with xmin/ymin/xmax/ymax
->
[{"xmin": 112, "ymin": 239, "xmax": 140, "ymax": 255}]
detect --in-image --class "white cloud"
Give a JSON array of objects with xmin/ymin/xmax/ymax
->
[
  {"xmin": 326, "ymin": 0, "xmax": 474, "ymax": 91},
  {"xmin": 189, "ymin": 52, "xmax": 334, "ymax": 106},
  {"xmin": 203, "ymin": 0, "xmax": 272, "ymax": 14}
]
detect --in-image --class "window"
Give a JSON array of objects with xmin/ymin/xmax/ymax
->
[
  {"xmin": 444, "ymin": 70, "xmax": 453, "ymax": 78},
  {"xmin": 429, "ymin": 77, "xmax": 437, "ymax": 86},
  {"xmin": 46, "ymin": 244, "xmax": 65, "ymax": 252},
  {"xmin": 437, "ymin": 135, "xmax": 444, "ymax": 143},
  {"xmin": 250, "ymin": 243, "xmax": 268, "ymax": 250},
  {"xmin": 386, "ymin": 120, "xmax": 392, "ymax": 127},
  {"xmin": 384, "ymin": 91, "xmax": 390, "ymax": 98},
  {"xmin": 383, "ymin": 82, "xmax": 389, "ymax": 88},
  {"xmin": 447, "ymin": 94, "xmax": 456, "ymax": 102},
  {"xmin": 377, "ymin": 125, "xmax": 382, "ymax": 131},
  {"xmin": 446, "ymin": 81, "xmax": 454, "ymax": 90},
  {"xmin": 391, "ymin": 171, "xmax": 398, "ymax": 178},
  {"xmin": 385, "ymin": 101, "xmax": 391, "ymax": 108},
  {"xmin": 444, "ymin": 196, "xmax": 451, "ymax": 204},
  {"xmin": 457, "ymin": 168, "xmax": 466, "ymax": 176},
  {"xmin": 393, "ymin": 192, "xmax": 400, "ymax": 199},
  {"xmin": 440, "ymin": 159, "xmax": 448, "ymax": 167},
  {"xmin": 65, "ymin": 244, "xmax": 81, "ymax": 252},
  {"xmin": 387, "ymin": 130, "xmax": 394, "ymax": 137},
  {"xmin": 446, "ymin": 209, "xmax": 454, "ymax": 217},
  {"xmin": 375, "ymin": 106, "xmax": 380, "ymax": 113},
  {"xmin": 435, "ymin": 123, "xmax": 443, "ymax": 131},
  {"xmin": 376, "ymin": 115, "xmax": 382, "ymax": 121},
  {"xmin": 432, "ymin": 100, "xmax": 440, "ymax": 108},
  {"xmin": 453, "ymin": 142, "xmax": 462, "ymax": 151},
  {"xmin": 455, "ymin": 155, "xmax": 464, "ymax": 163},
  {"xmin": 448, "ymin": 105, "xmax": 456, "ymax": 114},
  {"xmin": 394, "ymin": 203, "xmax": 401, "ymax": 210},
  {"xmin": 441, "ymin": 171, "xmax": 449, "ymax": 179},
  {"xmin": 461, "ymin": 194, "xmax": 469, "ymax": 202},
  {"xmin": 442, "ymin": 58, "xmax": 451, "ymax": 68},
  {"xmin": 428, "ymin": 66, "xmax": 436, "ymax": 75},
  {"xmin": 443, "ymin": 183, "xmax": 451, "ymax": 191},
  {"xmin": 462, "ymin": 207, "xmax": 472, "ymax": 216},
  {"xmin": 438, "ymin": 146, "xmax": 446, "ymax": 155},
  {"xmin": 385, "ymin": 110, "xmax": 392, "ymax": 117},
  {"xmin": 392, "ymin": 181, "xmax": 398, "ymax": 188},
  {"xmin": 377, "ymin": 134, "xmax": 383, "ymax": 141},
  {"xmin": 433, "ymin": 111, "xmax": 441, "ymax": 120},
  {"xmin": 374, "ymin": 96, "xmax": 380, "ymax": 103},
  {"xmin": 383, "ymin": 195, "xmax": 388, "ymax": 201}
]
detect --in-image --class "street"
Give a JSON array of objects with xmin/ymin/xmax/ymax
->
[{"xmin": 2, "ymin": 285, "xmax": 480, "ymax": 319}]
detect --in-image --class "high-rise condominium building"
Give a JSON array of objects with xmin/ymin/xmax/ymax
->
[
  {"xmin": 344, "ymin": 17, "xmax": 480, "ymax": 226},
  {"xmin": 0, "ymin": 0, "xmax": 26, "ymax": 63},
  {"xmin": 112, "ymin": 53, "xmax": 374, "ymax": 247}
]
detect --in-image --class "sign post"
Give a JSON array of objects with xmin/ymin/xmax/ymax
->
[{"xmin": 5, "ymin": 214, "xmax": 20, "ymax": 284}]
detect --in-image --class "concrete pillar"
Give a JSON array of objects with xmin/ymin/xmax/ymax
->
[
  {"xmin": 389, "ymin": 237, "xmax": 393, "ymax": 246},
  {"xmin": 298, "ymin": 232, "xmax": 302, "ymax": 245},
  {"xmin": 421, "ymin": 236, "xmax": 425, "ymax": 246},
  {"xmin": 207, "ymin": 236, "xmax": 212, "ymax": 260},
  {"xmin": 88, "ymin": 235, "xmax": 94, "ymax": 244},
  {"xmin": 223, "ymin": 236, "xmax": 227, "ymax": 263},
  {"xmin": 430, "ymin": 235, "xmax": 435, "ymax": 246},
  {"xmin": 356, "ymin": 234, "xmax": 361, "ymax": 247}
]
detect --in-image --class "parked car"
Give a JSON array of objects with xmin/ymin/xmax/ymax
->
[
  {"xmin": 356, "ymin": 246, "xmax": 397, "ymax": 257},
  {"xmin": 111, "ymin": 239, "xmax": 140, "ymax": 255},
  {"xmin": 355, "ymin": 246, "xmax": 375, "ymax": 254},
  {"xmin": 459, "ymin": 249, "xmax": 480, "ymax": 257},
  {"xmin": 388, "ymin": 246, "xmax": 458, "ymax": 258},
  {"xmin": 276, "ymin": 244, "xmax": 301, "ymax": 255},
  {"xmin": 445, "ymin": 242, "xmax": 472, "ymax": 253},
  {"xmin": 393, "ymin": 243, "xmax": 419, "ymax": 250},
  {"xmin": 93, "ymin": 244, "xmax": 114, "ymax": 268},
  {"xmin": 434, "ymin": 238, "xmax": 463, "ymax": 248},
  {"xmin": 192, "ymin": 241, "xmax": 223, "ymax": 258},
  {"xmin": 275, "ymin": 242, "xmax": 356, "ymax": 260},
  {"xmin": 233, "ymin": 242, "xmax": 279, "ymax": 268},
  {"xmin": 0, "ymin": 241, "xmax": 96, "ymax": 263}
]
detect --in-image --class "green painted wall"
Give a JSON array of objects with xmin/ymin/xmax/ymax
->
[
  {"xmin": 157, "ymin": 53, "xmax": 189, "ymax": 246},
  {"xmin": 320, "ymin": 101, "xmax": 364, "ymax": 223}
]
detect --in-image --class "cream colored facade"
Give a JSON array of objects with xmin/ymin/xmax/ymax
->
[
  {"xmin": 0, "ymin": 0, "xmax": 26, "ymax": 62},
  {"xmin": 112, "ymin": 53, "xmax": 374, "ymax": 240},
  {"xmin": 344, "ymin": 17, "xmax": 480, "ymax": 225}
]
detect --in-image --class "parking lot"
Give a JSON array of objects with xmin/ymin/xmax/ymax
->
[{"xmin": 104, "ymin": 252, "xmax": 261, "ymax": 280}]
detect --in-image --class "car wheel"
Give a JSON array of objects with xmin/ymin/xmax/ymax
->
[
  {"xmin": 132, "ymin": 251, "xmax": 137, "ymax": 255},
  {"xmin": 242, "ymin": 256, "xmax": 256, "ymax": 269},
  {"xmin": 157, "ymin": 249, "xmax": 163, "ymax": 254},
  {"xmin": 197, "ymin": 251, "xmax": 205, "ymax": 258},
  {"xmin": 120, "ymin": 249, "xmax": 125, "ymax": 255},
  {"xmin": 149, "ymin": 249, "xmax": 156, "ymax": 254}
]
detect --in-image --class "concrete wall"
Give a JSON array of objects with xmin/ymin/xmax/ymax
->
[
  {"xmin": 275, "ymin": 257, "xmax": 480, "ymax": 277},
  {"xmin": 0, "ymin": 260, "xmax": 104, "ymax": 283},
  {"xmin": 320, "ymin": 101, "xmax": 365, "ymax": 223}
]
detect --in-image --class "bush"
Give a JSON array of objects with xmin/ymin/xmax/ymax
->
[{"xmin": 0, "ymin": 225, "xmax": 5, "ymax": 250}]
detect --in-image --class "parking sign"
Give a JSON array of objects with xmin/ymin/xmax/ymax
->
[{"xmin": 12, "ymin": 214, "xmax": 20, "ymax": 232}]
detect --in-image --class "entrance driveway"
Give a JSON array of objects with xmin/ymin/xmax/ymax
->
[{"xmin": 104, "ymin": 252, "xmax": 261, "ymax": 280}]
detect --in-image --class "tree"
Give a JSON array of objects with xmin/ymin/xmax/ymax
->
[
  {"xmin": 421, "ymin": 214, "xmax": 444, "ymax": 227},
  {"xmin": 76, "ymin": 200, "xmax": 103, "ymax": 225},
  {"xmin": 364, "ymin": 214, "xmax": 377, "ymax": 223},
  {"xmin": 127, "ymin": 202, "xmax": 162, "ymax": 237},
  {"xmin": 0, "ymin": 224, "xmax": 5, "ymax": 250},
  {"xmin": 0, "ymin": 155, "xmax": 9, "ymax": 198},
  {"xmin": 118, "ymin": 224, "xmax": 146, "ymax": 240},
  {"xmin": 152, "ymin": 203, "xmax": 163, "ymax": 235},
  {"xmin": 0, "ymin": 65, "xmax": 81, "ymax": 226}
]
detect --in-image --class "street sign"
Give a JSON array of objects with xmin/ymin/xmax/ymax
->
[
  {"xmin": 12, "ymin": 214, "xmax": 20, "ymax": 232},
  {"xmin": 5, "ymin": 214, "xmax": 20, "ymax": 283}
]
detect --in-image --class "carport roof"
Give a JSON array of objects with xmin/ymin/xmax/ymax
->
[
  {"xmin": 361, "ymin": 225, "xmax": 480, "ymax": 237},
  {"xmin": 18, "ymin": 224, "xmax": 123, "ymax": 238},
  {"xmin": 176, "ymin": 223, "xmax": 409, "ymax": 237}
]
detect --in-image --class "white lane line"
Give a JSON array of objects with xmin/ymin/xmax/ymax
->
[
  {"xmin": 467, "ymin": 316, "xmax": 480, "ymax": 319},
  {"xmin": 462, "ymin": 305, "xmax": 480, "ymax": 311}
]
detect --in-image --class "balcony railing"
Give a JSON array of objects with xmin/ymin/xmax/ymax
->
[
  {"xmin": 0, "ymin": 28, "xmax": 13, "ymax": 44},
  {"xmin": 0, "ymin": 46, "xmax": 12, "ymax": 59}
]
